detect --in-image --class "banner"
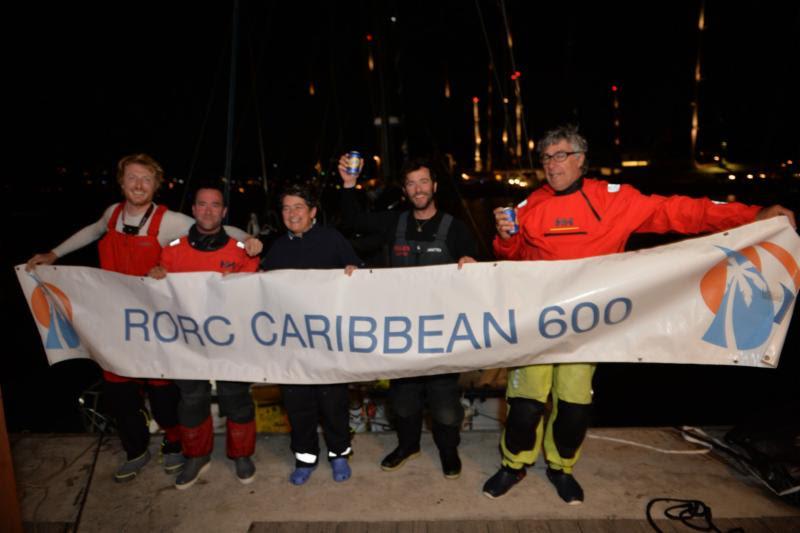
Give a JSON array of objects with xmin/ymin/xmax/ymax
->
[{"xmin": 16, "ymin": 218, "xmax": 800, "ymax": 384}]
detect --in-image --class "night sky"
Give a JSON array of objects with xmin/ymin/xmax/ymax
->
[
  {"xmin": 3, "ymin": 1, "xmax": 800, "ymax": 434},
  {"xmin": 11, "ymin": 1, "xmax": 799, "ymax": 183}
]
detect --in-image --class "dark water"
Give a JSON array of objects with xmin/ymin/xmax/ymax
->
[{"xmin": 3, "ymin": 173, "xmax": 799, "ymax": 433}]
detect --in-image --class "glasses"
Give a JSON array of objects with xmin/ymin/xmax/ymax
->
[{"xmin": 540, "ymin": 151, "xmax": 582, "ymax": 164}]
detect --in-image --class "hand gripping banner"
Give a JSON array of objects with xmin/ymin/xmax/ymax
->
[{"xmin": 16, "ymin": 218, "xmax": 800, "ymax": 384}]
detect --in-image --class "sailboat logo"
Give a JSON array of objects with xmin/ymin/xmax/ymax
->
[
  {"xmin": 30, "ymin": 281, "xmax": 81, "ymax": 350},
  {"xmin": 700, "ymin": 242, "xmax": 799, "ymax": 350}
]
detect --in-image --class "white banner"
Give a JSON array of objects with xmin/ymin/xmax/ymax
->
[{"xmin": 16, "ymin": 218, "xmax": 800, "ymax": 384}]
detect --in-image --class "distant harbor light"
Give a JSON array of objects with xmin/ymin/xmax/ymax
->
[{"xmin": 621, "ymin": 160, "xmax": 650, "ymax": 168}]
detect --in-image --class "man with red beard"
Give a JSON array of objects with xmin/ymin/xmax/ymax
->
[
  {"xmin": 339, "ymin": 156, "xmax": 477, "ymax": 480},
  {"xmin": 26, "ymin": 154, "xmax": 261, "ymax": 482}
]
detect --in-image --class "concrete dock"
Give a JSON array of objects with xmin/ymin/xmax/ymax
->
[{"xmin": 11, "ymin": 428, "xmax": 800, "ymax": 532}]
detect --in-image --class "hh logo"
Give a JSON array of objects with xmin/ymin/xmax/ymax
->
[
  {"xmin": 220, "ymin": 260, "xmax": 237, "ymax": 270},
  {"xmin": 700, "ymin": 242, "xmax": 799, "ymax": 350},
  {"xmin": 554, "ymin": 217, "xmax": 574, "ymax": 227},
  {"xmin": 393, "ymin": 244, "xmax": 411, "ymax": 257},
  {"xmin": 30, "ymin": 280, "xmax": 80, "ymax": 349}
]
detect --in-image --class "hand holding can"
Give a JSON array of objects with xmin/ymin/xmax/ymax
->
[
  {"xmin": 345, "ymin": 151, "xmax": 363, "ymax": 176},
  {"xmin": 502, "ymin": 207, "xmax": 519, "ymax": 235}
]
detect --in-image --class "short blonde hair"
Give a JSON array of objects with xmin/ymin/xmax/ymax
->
[{"xmin": 116, "ymin": 153, "xmax": 165, "ymax": 190}]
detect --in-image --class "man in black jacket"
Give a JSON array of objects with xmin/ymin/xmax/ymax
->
[{"xmin": 338, "ymin": 155, "xmax": 477, "ymax": 479}]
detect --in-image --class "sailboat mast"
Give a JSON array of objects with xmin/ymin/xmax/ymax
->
[
  {"xmin": 223, "ymin": 0, "xmax": 240, "ymax": 219},
  {"xmin": 690, "ymin": 0, "xmax": 705, "ymax": 166}
]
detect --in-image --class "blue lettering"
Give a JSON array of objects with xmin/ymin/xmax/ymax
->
[
  {"xmin": 336, "ymin": 315, "xmax": 343, "ymax": 352},
  {"xmin": 305, "ymin": 315, "xmax": 332, "ymax": 350},
  {"xmin": 446, "ymin": 313, "xmax": 481, "ymax": 352},
  {"xmin": 485, "ymin": 309, "xmax": 518, "ymax": 346},
  {"xmin": 419, "ymin": 314, "xmax": 444, "ymax": 354},
  {"xmin": 572, "ymin": 302, "xmax": 599, "ymax": 333},
  {"xmin": 604, "ymin": 297, "xmax": 632, "ymax": 325},
  {"xmin": 125, "ymin": 308, "xmax": 149, "ymax": 342},
  {"xmin": 153, "ymin": 311, "xmax": 179, "ymax": 343},
  {"xmin": 383, "ymin": 316, "xmax": 412, "ymax": 354},
  {"xmin": 349, "ymin": 316, "xmax": 377, "ymax": 353},
  {"xmin": 204, "ymin": 315, "xmax": 233, "ymax": 346},
  {"xmin": 282, "ymin": 314, "xmax": 307, "ymax": 348},
  {"xmin": 251, "ymin": 311, "xmax": 277, "ymax": 346},
  {"xmin": 177, "ymin": 315, "xmax": 205, "ymax": 346}
]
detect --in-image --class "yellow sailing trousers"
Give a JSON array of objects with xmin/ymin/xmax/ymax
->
[{"xmin": 501, "ymin": 363, "xmax": 595, "ymax": 473}]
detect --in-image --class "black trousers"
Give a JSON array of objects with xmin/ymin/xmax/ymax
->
[
  {"xmin": 103, "ymin": 379, "xmax": 180, "ymax": 459},
  {"xmin": 280, "ymin": 383, "xmax": 351, "ymax": 465},
  {"xmin": 388, "ymin": 373, "xmax": 463, "ymax": 452},
  {"xmin": 174, "ymin": 380, "xmax": 254, "ymax": 427}
]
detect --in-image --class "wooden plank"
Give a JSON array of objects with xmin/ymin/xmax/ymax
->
[
  {"xmin": 396, "ymin": 522, "xmax": 427, "ymax": 533},
  {"xmin": 597, "ymin": 519, "xmax": 659, "ymax": 533},
  {"xmin": 248, "ymin": 523, "xmax": 308, "ymax": 533},
  {"xmin": 544, "ymin": 520, "xmax": 581, "ymax": 533},
  {"xmin": 366, "ymin": 522, "xmax": 400, "ymax": 533},
  {"xmin": 715, "ymin": 518, "xmax": 772, "ymax": 532},
  {"xmin": 645, "ymin": 519, "xmax": 685, "ymax": 532},
  {"xmin": 516, "ymin": 519, "xmax": 555, "ymax": 533},
  {"xmin": 0, "ymin": 388, "xmax": 23, "ymax": 533},
  {"xmin": 335, "ymin": 522, "xmax": 370, "ymax": 533},
  {"xmin": 425, "ymin": 520, "xmax": 489, "ymax": 533},
  {"xmin": 306, "ymin": 522, "xmax": 339, "ymax": 533},
  {"xmin": 760, "ymin": 516, "xmax": 800, "ymax": 532},
  {"xmin": 20, "ymin": 524, "xmax": 73, "ymax": 533},
  {"xmin": 486, "ymin": 520, "xmax": 521, "ymax": 533}
]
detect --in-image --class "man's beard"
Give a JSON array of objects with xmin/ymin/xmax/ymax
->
[{"xmin": 411, "ymin": 193, "xmax": 433, "ymax": 211}]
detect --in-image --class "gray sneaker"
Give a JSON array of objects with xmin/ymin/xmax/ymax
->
[
  {"xmin": 175, "ymin": 456, "xmax": 211, "ymax": 490},
  {"xmin": 113, "ymin": 450, "xmax": 151, "ymax": 483},
  {"xmin": 161, "ymin": 452, "xmax": 186, "ymax": 474},
  {"xmin": 234, "ymin": 456, "xmax": 256, "ymax": 484}
]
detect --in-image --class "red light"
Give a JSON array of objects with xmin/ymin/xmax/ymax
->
[
  {"xmin": 366, "ymin": 34, "xmax": 373, "ymax": 42},
  {"xmin": 511, "ymin": 71, "xmax": 521, "ymax": 80},
  {"xmin": 472, "ymin": 96, "xmax": 479, "ymax": 103},
  {"xmin": 611, "ymin": 85, "xmax": 618, "ymax": 92}
]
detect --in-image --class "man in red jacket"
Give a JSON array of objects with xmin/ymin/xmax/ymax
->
[
  {"xmin": 483, "ymin": 125, "xmax": 795, "ymax": 504},
  {"xmin": 150, "ymin": 184, "xmax": 259, "ymax": 490}
]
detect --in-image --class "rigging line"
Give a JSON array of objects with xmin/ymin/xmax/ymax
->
[
  {"xmin": 222, "ymin": 0, "xmax": 241, "ymax": 215},
  {"xmin": 230, "ymin": 0, "xmax": 275, "ymax": 189},
  {"xmin": 474, "ymin": 0, "xmax": 513, "ymax": 141},
  {"xmin": 180, "ymin": 37, "xmax": 227, "ymax": 212},
  {"xmin": 248, "ymin": 38, "xmax": 269, "ymax": 196},
  {"xmin": 71, "ymin": 434, "xmax": 104, "ymax": 532},
  {"xmin": 498, "ymin": 0, "xmax": 535, "ymax": 170},
  {"xmin": 325, "ymin": 2, "xmax": 343, "ymax": 149}
]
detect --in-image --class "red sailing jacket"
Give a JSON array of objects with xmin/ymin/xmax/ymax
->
[
  {"xmin": 98, "ymin": 203, "xmax": 168, "ymax": 275},
  {"xmin": 494, "ymin": 178, "xmax": 761, "ymax": 261},
  {"xmin": 97, "ymin": 202, "xmax": 168, "ymax": 383},
  {"xmin": 160, "ymin": 236, "xmax": 259, "ymax": 274}
]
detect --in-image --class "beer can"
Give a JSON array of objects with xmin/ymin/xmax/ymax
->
[
  {"xmin": 345, "ymin": 150, "xmax": 363, "ymax": 175},
  {"xmin": 503, "ymin": 207, "xmax": 519, "ymax": 235}
]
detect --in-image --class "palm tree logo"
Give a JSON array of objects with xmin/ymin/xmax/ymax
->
[{"xmin": 701, "ymin": 244, "xmax": 798, "ymax": 350}]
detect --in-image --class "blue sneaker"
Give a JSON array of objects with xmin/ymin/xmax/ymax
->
[
  {"xmin": 290, "ymin": 465, "xmax": 316, "ymax": 485},
  {"xmin": 331, "ymin": 457, "xmax": 351, "ymax": 482}
]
